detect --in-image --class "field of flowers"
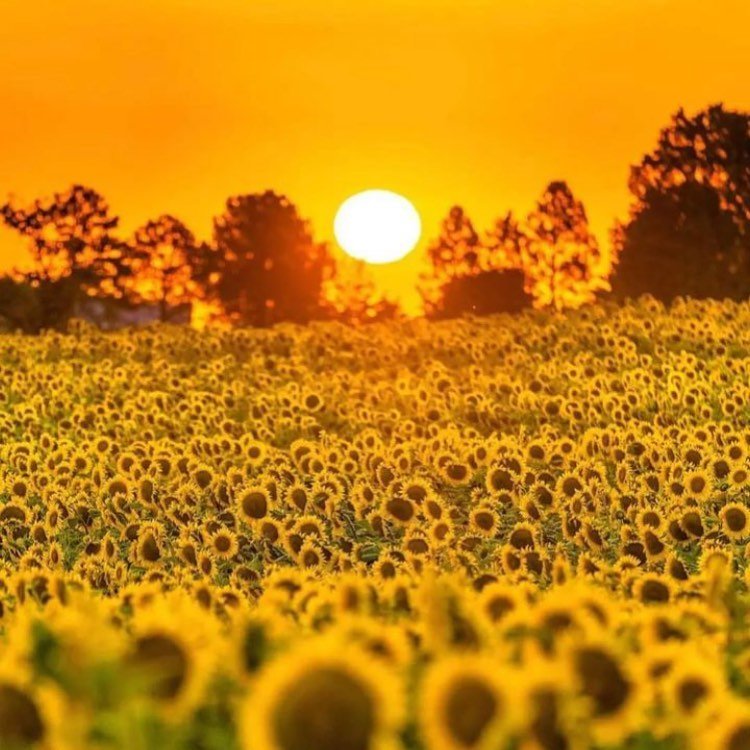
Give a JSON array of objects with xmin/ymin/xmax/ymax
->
[{"xmin": 4, "ymin": 297, "xmax": 750, "ymax": 750}]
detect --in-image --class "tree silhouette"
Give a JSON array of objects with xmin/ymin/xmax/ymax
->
[
  {"xmin": 629, "ymin": 104, "xmax": 750, "ymax": 233},
  {"xmin": 0, "ymin": 185, "xmax": 130, "ymax": 329},
  {"xmin": 420, "ymin": 206, "xmax": 530, "ymax": 318},
  {"xmin": 419, "ymin": 207, "xmax": 479, "ymax": 316},
  {"xmin": 612, "ymin": 104, "xmax": 750, "ymax": 302},
  {"xmin": 323, "ymin": 254, "xmax": 400, "ymax": 324},
  {"xmin": 612, "ymin": 183, "xmax": 748, "ymax": 302},
  {"xmin": 126, "ymin": 215, "xmax": 211, "ymax": 321},
  {"xmin": 484, "ymin": 211, "xmax": 525, "ymax": 269},
  {"xmin": 425, "ymin": 205, "xmax": 482, "ymax": 275},
  {"xmin": 210, "ymin": 191, "xmax": 333, "ymax": 326},
  {"xmin": 522, "ymin": 181, "xmax": 608, "ymax": 310}
]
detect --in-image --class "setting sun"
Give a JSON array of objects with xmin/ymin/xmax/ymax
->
[{"xmin": 334, "ymin": 189, "xmax": 421, "ymax": 265}]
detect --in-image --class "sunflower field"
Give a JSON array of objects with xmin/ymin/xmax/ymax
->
[{"xmin": 5, "ymin": 297, "xmax": 750, "ymax": 750}]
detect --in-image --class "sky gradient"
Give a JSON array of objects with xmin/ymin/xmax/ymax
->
[{"xmin": 2, "ymin": 0, "xmax": 749, "ymax": 309}]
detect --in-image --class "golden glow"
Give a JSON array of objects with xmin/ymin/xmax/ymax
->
[
  {"xmin": 334, "ymin": 190, "xmax": 421, "ymax": 264},
  {"xmin": 0, "ymin": 0, "xmax": 749, "ymax": 311}
]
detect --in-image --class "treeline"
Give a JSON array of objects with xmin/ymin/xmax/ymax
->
[
  {"xmin": 1, "ymin": 103, "xmax": 749, "ymax": 331},
  {"xmin": 0, "ymin": 190, "xmax": 395, "ymax": 332},
  {"xmin": 420, "ymin": 181, "xmax": 607, "ymax": 317},
  {"xmin": 422, "ymin": 103, "xmax": 750, "ymax": 317}
]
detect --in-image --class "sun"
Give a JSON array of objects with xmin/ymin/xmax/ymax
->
[{"xmin": 334, "ymin": 189, "xmax": 421, "ymax": 264}]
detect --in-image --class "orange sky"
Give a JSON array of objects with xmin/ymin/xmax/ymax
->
[{"xmin": 1, "ymin": 0, "xmax": 749, "ymax": 311}]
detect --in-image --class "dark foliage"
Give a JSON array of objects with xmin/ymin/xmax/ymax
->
[
  {"xmin": 611, "ymin": 183, "xmax": 749, "ymax": 302},
  {"xmin": 126, "ymin": 215, "xmax": 212, "ymax": 321},
  {"xmin": 0, "ymin": 185, "xmax": 131, "ymax": 330},
  {"xmin": 420, "ymin": 206, "xmax": 520, "ymax": 317},
  {"xmin": 431, "ymin": 269, "xmax": 532, "ymax": 319},
  {"xmin": 612, "ymin": 104, "xmax": 750, "ymax": 302},
  {"xmin": 522, "ymin": 181, "xmax": 607, "ymax": 309},
  {"xmin": 210, "ymin": 191, "xmax": 333, "ymax": 326}
]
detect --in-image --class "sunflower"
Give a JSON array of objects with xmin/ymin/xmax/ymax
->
[
  {"xmin": 46, "ymin": 542, "xmax": 64, "ymax": 569},
  {"xmin": 126, "ymin": 591, "xmax": 220, "ymax": 720},
  {"xmin": 637, "ymin": 508, "xmax": 664, "ymax": 531},
  {"xmin": 582, "ymin": 523, "xmax": 605, "ymax": 551},
  {"xmin": 241, "ymin": 637, "xmax": 402, "ymax": 750},
  {"xmin": 237, "ymin": 485, "xmax": 271, "ymax": 525},
  {"xmin": 99, "ymin": 533, "xmax": 118, "ymax": 563},
  {"xmin": 633, "ymin": 574, "xmax": 674, "ymax": 606},
  {"xmin": 9, "ymin": 478, "xmax": 29, "ymax": 500},
  {"xmin": 331, "ymin": 616, "xmax": 413, "ymax": 669},
  {"xmin": 478, "ymin": 581, "xmax": 527, "ymax": 625},
  {"xmin": 469, "ymin": 506, "xmax": 498, "ymax": 538},
  {"xmin": 189, "ymin": 465, "xmax": 214, "ymax": 490},
  {"xmin": 532, "ymin": 586, "xmax": 605, "ymax": 651},
  {"xmin": 231, "ymin": 564, "xmax": 261, "ymax": 593},
  {"xmin": 195, "ymin": 551, "xmax": 213, "ymax": 578},
  {"xmin": 522, "ymin": 659, "xmax": 584, "ymax": 750},
  {"xmin": 302, "ymin": 391, "xmax": 325, "ymax": 413},
  {"xmin": 132, "ymin": 522, "xmax": 166, "ymax": 568},
  {"xmin": 331, "ymin": 574, "xmax": 376, "ymax": 616},
  {"xmin": 420, "ymin": 655, "xmax": 519, "ymax": 750},
  {"xmin": 402, "ymin": 478, "xmax": 432, "ymax": 505},
  {"xmin": 728, "ymin": 465, "xmax": 750, "ymax": 492},
  {"xmin": 726, "ymin": 442, "xmax": 747, "ymax": 464},
  {"xmin": 440, "ymin": 459, "xmax": 472, "ymax": 487},
  {"xmin": 207, "ymin": 528, "xmax": 239, "ymax": 560},
  {"xmin": 0, "ymin": 500, "xmax": 30, "ymax": 525},
  {"xmin": 666, "ymin": 554, "xmax": 690, "ymax": 582},
  {"xmin": 680, "ymin": 509, "xmax": 705, "ymax": 539},
  {"xmin": 241, "ymin": 436, "xmax": 269, "ymax": 466},
  {"xmin": 559, "ymin": 473, "xmax": 584, "ymax": 500},
  {"xmin": 682, "ymin": 444, "xmax": 704, "ymax": 468},
  {"xmin": 684, "ymin": 469, "xmax": 712, "ymax": 502},
  {"xmin": 528, "ymin": 482, "xmax": 556, "ymax": 512},
  {"xmin": 294, "ymin": 515, "xmax": 325, "ymax": 538},
  {"xmin": 283, "ymin": 482, "xmax": 309, "ymax": 512},
  {"xmin": 382, "ymin": 494, "xmax": 416, "ymax": 526},
  {"xmin": 404, "ymin": 531, "xmax": 431, "ymax": 559},
  {"xmin": 577, "ymin": 553, "xmax": 606, "ymax": 579},
  {"xmin": 499, "ymin": 544, "xmax": 522, "ymax": 575},
  {"xmin": 103, "ymin": 475, "xmax": 130, "ymax": 499},
  {"xmin": 485, "ymin": 465, "xmax": 517, "ymax": 499},
  {"xmin": 423, "ymin": 494, "xmax": 446, "ymax": 522},
  {"xmin": 178, "ymin": 536, "xmax": 199, "ymax": 568},
  {"xmin": 666, "ymin": 512, "xmax": 690, "ymax": 543},
  {"xmin": 0, "ymin": 664, "xmax": 65, "ymax": 750},
  {"xmin": 663, "ymin": 649, "xmax": 726, "ymax": 726},
  {"xmin": 232, "ymin": 612, "xmax": 280, "ymax": 678},
  {"xmin": 633, "ymin": 640, "xmax": 681, "ymax": 700},
  {"xmin": 508, "ymin": 522, "xmax": 537, "ymax": 551},
  {"xmin": 699, "ymin": 546, "xmax": 733, "ymax": 577},
  {"xmin": 367, "ymin": 552, "xmax": 398, "ymax": 582},
  {"xmin": 551, "ymin": 554, "xmax": 571, "ymax": 586},
  {"xmin": 297, "ymin": 540, "xmax": 325, "ymax": 570},
  {"xmin": 415, "ymin": 573, "xmax": 487, "ymax": 653},
  {"xmin": 641, "ymin": 529, "xmax": 667, "ymax": 561},
  {"xmin": 350, "ymin": 482, "xmax": 376, "ymax": 518},
  {"xmin": 565, "ymin": 637, "xmax": 638, "ymax": 745},
  {"xmin": 720, "ymin": 502, "xmax": 750, "ymax": 540},
  {"xmin": 526, "ymin": 440, "xmax": 548, "ymax": 464},
  {"xmin": 430, "ymin": 519, "xmax": 455, "ymax": 546},
  {"xmin": 700, "ymin": 700, "xmax": 750, "ymax": 750}
]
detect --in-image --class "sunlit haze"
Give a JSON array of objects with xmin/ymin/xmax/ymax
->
[{"xmin": 1, "ymin": 0, "xmax": 749, "ymax": 312}]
